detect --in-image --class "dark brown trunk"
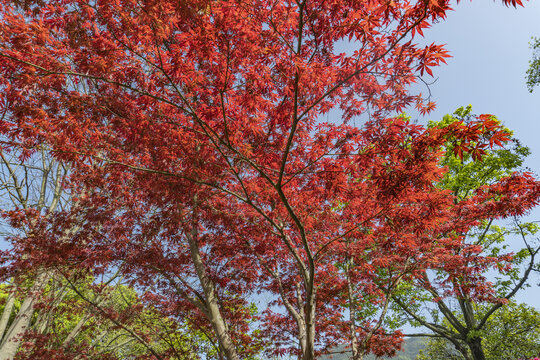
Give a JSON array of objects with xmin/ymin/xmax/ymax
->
[{"xmin": 468, "ymin": 337, "xmax": 486, "ymax": 360}]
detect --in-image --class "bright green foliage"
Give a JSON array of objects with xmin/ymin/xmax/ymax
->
[
  {"xmin": 0, "ymin": 284, "xmax": 20, "ymax": 318},
  {"xmin": 431, "ymin": 105, "xmax": 530, "ymax": 201},
  {"xmin": 63, "ymin": 282, "xmax": 195, "ymax": 358},
  {"xmin": 526, "ymin": 38, "xmax": 540, "ymax": 92},
  {"xmin": 416, "ymin": 301, "xmax": 540, "ymax": 360},
  {"xmin": 0, "ymin": 275, "xmax": 204, "ymax": 359}
]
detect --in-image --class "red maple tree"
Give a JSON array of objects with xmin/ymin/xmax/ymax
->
[{"xmin": 0, "ymin": 0, "xmax": 535, "ymax": 359}]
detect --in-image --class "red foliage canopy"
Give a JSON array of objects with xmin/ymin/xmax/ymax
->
[{"xmin": 0, "ymin": 0, "xmax": 535, "ymax": 359}]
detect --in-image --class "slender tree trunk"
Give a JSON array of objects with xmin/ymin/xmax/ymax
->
[
  {"xmin": 0, "ymin": 272, "xmax": 50, "ymax": 360},
  {"xmin": 0, "ymin": 289, "xmax": 15, "ymax": 343},
  {"xmin": 345, "ymin": 258, "xmax": 361, "ymax": 360},
  {"xmin": 303, "ymin": 297, "xmax": 316, "ymax": 360},
  {"xmin": 186, "ymin": 232, "xmax": 239, "ymax": 360},
  {"xmin": 288, "ymin": 279, "xmax": 315, "ymax": 360},
  {"xmin": 186, "ymin": 196, "xmax": 239, "ymax": 360},
  {"xmin": 63, "ymin": 312, "xmax": 92, "ymax": 347},
  {"xmin": 297, "ymin": 320, "xmax": 307, "ymax": 358}
]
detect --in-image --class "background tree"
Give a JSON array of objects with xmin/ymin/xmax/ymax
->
[
  {"xmin": 0, "ymin": 271, "xmax": 208, "ymax": 360},
  {"xmin": 0, "ymin": 144, "xmax": 70, "ymax": 358},
  {"xmin": 416, "ymin": 301, "xmax": 540, "ymax": 360},
  {"xmin": 0, "ymin": 146, "xmax": 216, "ymax": 359}
]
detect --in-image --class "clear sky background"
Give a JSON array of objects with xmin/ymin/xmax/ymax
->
[{"xmin": 417, "ymin": 0, "xmax": 540, "ymax": 308}]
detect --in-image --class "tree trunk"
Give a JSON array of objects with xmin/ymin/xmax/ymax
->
[
  {"xmin": 0, "ymin": 272, "xmax": 50, "ymax": 360},
  {"xmin": 468, "ymin": 337, "xmax": 486, "ymax": 360},
  {"xmin": 0, "ymin": 289, "xmax": 15, "ymax": 342},
  {"xmin": 303, "ymin": 298, "xmax": 316, "ymax": 360},
  {"xmin": 186, "ymin": 200, "xmax": 239, "ymax": 360},
  {"xmin": 63, "ymin": 312, "xmax": 92, "ymax": 347},
  {"xmin": 345, "ymin": 258, "xmax": 362, "ymax": 360},
  {"xmin": 297, "ymin": 320, "xmax": 307, "ymax": 358}
]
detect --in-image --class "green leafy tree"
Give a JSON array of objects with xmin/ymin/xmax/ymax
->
[
  {"xmin": 0, "ymin": 272, "xmax": 207, "ymax": 359},
  {"xmin": 416, "ymin": 301, "xmax": 540, "ymax": 360}
]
